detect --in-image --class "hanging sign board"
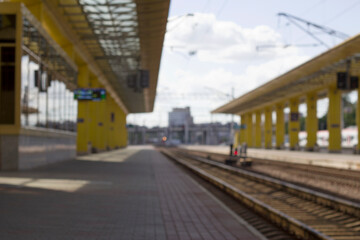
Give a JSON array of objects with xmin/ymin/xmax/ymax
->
[{"xmin": 74, "ymin": 88, "xmax": 106, "ymax": 101}]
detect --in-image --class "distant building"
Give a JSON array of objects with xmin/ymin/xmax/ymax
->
[
  {"xmin": 128, "ymin": 107, "xmax": 234, "ymax": 145},
  {"xmin": 128, "ymin": 122, "xmax": 234, "ymax": 146},
  {"xmin": 168, "ymin": 107, "xmax": 193, "ymax": 127}
]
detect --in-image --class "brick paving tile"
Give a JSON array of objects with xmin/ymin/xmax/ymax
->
[{"xmin": 0, "ymin": 146, "xmax": 261, "ymax": 240}]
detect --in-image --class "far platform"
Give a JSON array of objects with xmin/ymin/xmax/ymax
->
[
  {"xmin": 181, "ymin": 145, "xmax": 360, "ymax": 171},
  {"xmin": 0, "ymin": 146, "xmax": 263, "ymax": 240}
]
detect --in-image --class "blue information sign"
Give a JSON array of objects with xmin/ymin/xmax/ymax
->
[{"xmin": 74, "ymin": 88, "xmax": 106, "ymax": 101}]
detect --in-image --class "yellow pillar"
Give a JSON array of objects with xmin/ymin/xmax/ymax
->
[
  {"xmin": 118, "ymin": 106, "xmax": 126, "ymax": 147},
  {"xmin": 239, "ymin": 115, "xmax": 246, "ymax": 145},
  {"xmin": 0, "ymin": 6, "xmax": 23, "ymax": 170},
  {"xmin": 0, "ymin": 7, "xmax": 22, "ymax": 135},
  {"xmin": 264, "ymin": 107, "xmax": 272, "ymax": 148},
  {"xmin": 113, "ymin": 104, "xmax": 120, "ymax": 149},
  {"xmin": 236, "ymin": 127, "xmax": 241, "ymax": 147},
  {"xmin": 255, "ymin": 111, "xmax": 262, "ymax": 148},
  {"xmin": 95, "ymin": 84, "xmax": 106, "ymax": 151},
  {"xmin": 89, "ymin": 77, "xmax": 99, "ymax": 152},
  {"xmin": 76, "ymin": 65, "xmax": 90, "ymax": 154},
  {"xmin": 275, "ymin": 103, "xmax": 284, "ymax": 149},
  {"xmin": 289, "ymin": 98, "xmax": 299, "ymax": 150},
  {"xmin": 118, "ymin": 106, "xmax": 124, "ymax": 147},
  {"xmin": 357, "ymin": 86, "xmax": 360, "ymax": 153},
  {"xmin": 233, "ymin": 131, "xmax": 239, "ymax": 147},
  {"xmin": 246, "ymin": 113, "xmax": 253, "ymax": 147},
  {"xmin": 306, "ymin": 92, "xmax": 318, "ymax": 150},
  {"xmin": 104, "ymin": 97, "xmax": 111, "ymax": 150},
  {"xmin": 119, "ymin": 109, "xmax": 127, "ymax": 147},
  {"xmin": 108, "ymin": 97, "xmax": 116, "ymax": 149},
  {"xmin": 328, "ymin": 85, "xmax": 341, "ymax": 152}
]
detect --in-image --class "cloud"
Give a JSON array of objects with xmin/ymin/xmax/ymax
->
[
  {"xmin": 128, "ymin": 13, "xmax": 311, "ymax": 127},
  {"xmin": 165, "ymin": 13, "xmax": 302, "ymax": 63},
  {"xmin": 240, "ymin": 54, "xmax": 310, "ymax": 91},
  {"xmin": 158, "ymin": 54, "xmax": 309, "ymax": 99},
  {"xmin": 129, "ymin": 53, "xmax": 309, "ymax": 127}
]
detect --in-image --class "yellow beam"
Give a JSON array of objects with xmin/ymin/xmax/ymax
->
[
  {"xmin": 264, "ymin": 107, "xmax": 272, "ymax": 149},
  {"xmin": 306, "ymin": 92, "xmax": 318, "ymax": 150},
  {"xmin": 289, "ymin": 98, "xmax": 299, "ymax": 150},
  {"xmin": 246, "ymin": 113, "xmax": 253, "ymax": 147},
  {"xmin": 275, "ymin": 103, "xmax": 284, "ymax": 149},
  {"xmin": 255, "ymin": 111, "xmax": 262, "ymax": 148},
  {"xmin": 327, "ymin": 85, "xmax": 341, "ymax": 152}
]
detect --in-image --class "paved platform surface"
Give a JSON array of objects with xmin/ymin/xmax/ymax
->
[
  {"xmin": 181, "ymin": 145, "xmax": 360, "ymax": 170},
  {"xmin": 0, "ymin": 146, "xmax": 262, "ymax": 240}
]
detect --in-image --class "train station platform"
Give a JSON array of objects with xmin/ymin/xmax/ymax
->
[
  {"xmin": 0, "ymin": 146, "xmax": 263, "ymax": 240},
  {"xmin": 181, "ymin": 145, "xmax": 360, "ymax": 171}
]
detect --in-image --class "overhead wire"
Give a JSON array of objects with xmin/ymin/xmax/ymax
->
[
  {"xmin": 298, "ymin": 0, "xmax": 328, "ymax": 17},
  {"xmin": 284, "ymin": 0, "xmax": 359, "ymax": 48},
  {"xmin": 183, "ymin": 0, "xmax": 229, "ymax": 68},
  {"xmin": 322, "ymin": 0, "xmax": 360, "ymax": 24}
]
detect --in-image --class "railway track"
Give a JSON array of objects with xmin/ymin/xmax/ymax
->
[
  {"xmin": 160, "ymin": 148, "xmax": 360, "ymax": 240},
  {"xmin": 181, "ymin": 149, "xmax": 360, "ymax": 201}
]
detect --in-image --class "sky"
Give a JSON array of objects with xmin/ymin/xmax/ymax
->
[{"xmin": 127, "ymin": 0, "xmax": 360, "ymax": 127}]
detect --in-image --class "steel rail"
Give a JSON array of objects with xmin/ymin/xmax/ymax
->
[{"xmin": 160, "ymin": 148, "xmax": 360, "ymax": 240}]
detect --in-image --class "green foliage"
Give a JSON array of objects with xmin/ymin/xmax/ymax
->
[
  {"xmin": 317, "ymin": 95, "xmax": 356, "ymax": 130},
  {"xmin": 300, "ymin": 116, "xmax": 306, "ymax": 131},
  {"xmin": 343, "ymin": 95, "xmax": 356, "ymax": 128},
  {"xmin": 318, "ymin": 114, "xmax": 327, "ymax": 130}
]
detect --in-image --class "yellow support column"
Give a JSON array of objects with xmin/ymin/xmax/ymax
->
[
  {"xmin": 118, "ymin": 107, "xmax": 124, "ymax": 147},
  {"xmin": 104, "ymin": 97, "xmax": 114, "ymax": 150},
  {"xmin": 0, "ymin": 5, "xmax": 23, "ymax": 170},
  {"xmin": 306, "ymin": 92, "xmax": 318, "ymax": 151},
  {"xmin": 247, "ymin": 113, "xmax": 253, "ymax": 147},
  {"xmin": 76, "ymin": 65, "xmax": 90, "ymax": 155},
  {"xmin": 328, "ymin": 85, "xmax": 341, "ymax": 152},
  {"xmin": 118, "ymin": 106, "xmax": 125, "ymax": 147},
  {"xmin": 239, "ymin": 115, "xmax": 246, "ymax": 145},
  {"xmin": 275, "ymin": 103, "xmax": 284, "ymax": 149},
  {"xmin": 104, "ymin": 96, "xmax": 110, "ymax": 150},
  {"xmin": 0, "ymin": 6, "xmax": 22, "ymax": 135},
  {"xmin": 113, "ymin": 105, "xmax": 120, "ymax": 149},
  {"xmin": 255, "ymin": 111, "xmax": 262, "ymax": 148},
  {"xmin": 95, "ymin": 84, "xmax": 106, "ymax": 152},
  {"xmin": 264, "ymin": 107, "xmax": 272, "ymax": 148},
  {"xmin": 108, "ymin": 97, "xmax": 116, "ymax": 150},
  {"xmin": 357, "ymin": 86, "xmax": 360, "ymax": 153},
  {"xmin": 237, "ymin": 127, "xmax": 241, "ymax": 147},
  {"xmin": 233, "ymin": 131, "xmax": 239, "ymax": 147},
  {"xmin": 89, "ymin": 76, "xmax": 99, "ymax": 153},
  {"xmin": 120, "ymin": 110, "xmax": 127, "ymax": 147},
  {"xmin": 289, "ymin": 98, "xmax": 299, "ymax": 150}
]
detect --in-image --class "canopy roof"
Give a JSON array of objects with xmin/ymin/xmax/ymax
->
[
  {"xmin": 212, "ymin": 34, "xmax": 360, "ymax": 115},
  {"xmin": 57, "ymin": 0, "xmax": 169, "ymax": 113}
]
